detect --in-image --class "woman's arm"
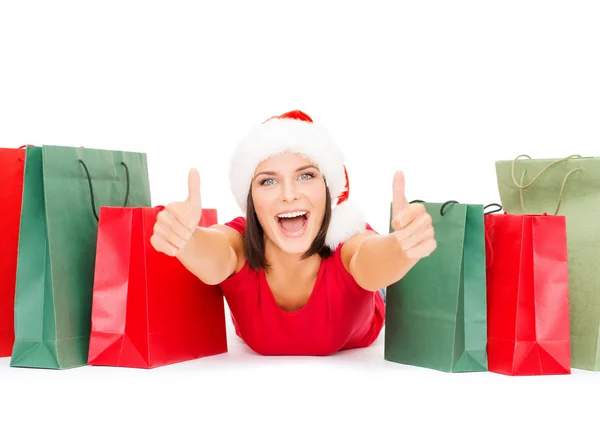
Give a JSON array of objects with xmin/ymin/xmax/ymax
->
[
  {"xmin": 176, "ymin": 225, "xmax": 242, "ymax": 285},
  {"xmin": 342, "ymin": 231, "xmax": 415, "ymax": 292},
  {"xmin": 150, "ymin": 168, "xmax": 243, "ymax": 285},
  {"xmin": 341, "ymin": 171, "xmax": 436, "ymax": 291}
]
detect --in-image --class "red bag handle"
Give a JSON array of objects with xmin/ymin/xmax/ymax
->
[{"xmin": 483, "ymin": 203, "xmax": 503, "ymax": 269}]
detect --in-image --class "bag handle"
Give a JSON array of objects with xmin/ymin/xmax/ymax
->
[
  {"xmin": 482, "ymin": 203, "xmax": 503, "ymax": 269},
  {"xmin": 411, "ymin": 199, "xmax": 502, "ymax": 267},
  {"xmin": 409, "ymin": 200, "xmax": 503, "ymax": 216},
  {"xmin": 79, "ymin": 159, "xmax": 131, "ymax": 221},
  {"xmin": 410, "ymin": 199, "xmax": 459, "ymax": 216},
  {"xmin": 484, "ymin": 203, "xmax": 502, "ymax": 215},
  {"xmin": 510, "ymin": 154, "xmax": 582, "ymax": 215}
]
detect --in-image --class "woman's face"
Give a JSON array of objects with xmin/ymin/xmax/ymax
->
[{"xmin": 251, "ymin": 152, "xmax": 327, "ymax": 255}]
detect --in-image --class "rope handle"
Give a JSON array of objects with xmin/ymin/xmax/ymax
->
[
  {"xmin": 79, "ymin": 160, "xmax": 131, "ymax": 222},
  {"xmin": 517, "ymin": 167, "xmax": 581, "ymax": 215},
  {"xmin": 483, "ymin": 203, "xmax": 506, "ymax": 269},
  {"xmin": 484, "ymin": 223, "xmax": 494, "ymax": 269},
  {"xmin": 510, "ymin": 154, "xmax": 581, "ymax": 189},
  {"xmin": 484, "ymin": 203, "xmax": 503, "ymax": 214},
  {"xmin": 511, "ymin": 154, "xmax": 583, "ymax": 215},
  {"xmin": 409, "ymin": 199, "xmax": 458, "ymax": 216},
  {"xmin": 410, "ymin": 199, "xmax": 502, "ymax": 267}
]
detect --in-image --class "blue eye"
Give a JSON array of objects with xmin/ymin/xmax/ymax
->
[
  {"xmin": 299, "ymin": 172, "xmax": 314, "ymax": 180},
  {"xmin": 260, "ymin": 178, "xmax": 276, "ymax": 186}
]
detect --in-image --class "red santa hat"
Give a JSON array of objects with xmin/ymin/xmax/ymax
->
[{"xmin": 229, "ymin": 110, "xmax": 366, "ymax": 249}]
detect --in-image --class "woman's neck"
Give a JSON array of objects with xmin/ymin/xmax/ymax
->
[{"xmin": 263, "ymin": 238, "xmax": 322, "ymax": 311}]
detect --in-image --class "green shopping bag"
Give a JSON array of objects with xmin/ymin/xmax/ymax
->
[
  {"xmin": 10, "ymin": 145, "xmax": 151, "ymax": 369},
  {"xmin": 384, "ymin": 200, "xmax": 494, "ymax": 372},
  {"xmin": 495, "ymin": 154, "xmax": 600, "ymax": 371}
]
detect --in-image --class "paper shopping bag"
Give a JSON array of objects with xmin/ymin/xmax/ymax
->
[
  {"xmin": 10, "ymin": 145, "xmax": 151, "ymax": 369},
  {"xmin": 87, "ymin": 206, "xmax": 227, "ymax": 368},
  {"xmin": 0, "ymin": 147, "xmax": 26, "ymax": 357},
  {"xmin": 495, "ymin": 155, "xmax": 600, "ymax": 370},
  {"xmin": 384, "ymin": 200, "xmax": 489, "ymax": 372},
  {"xmin": 485, "ymin": 212, "xmax": 571, "ymax": 375}
]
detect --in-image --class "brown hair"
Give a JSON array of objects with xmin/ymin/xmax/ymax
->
[{"xmin": 244, "ymin": 185, "xmax": 333, "ymax": 271}]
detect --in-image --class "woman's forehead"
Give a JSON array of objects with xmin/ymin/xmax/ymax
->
[{"xmin": 254, "ymin": 152, "xmax": 319, "ymax": 173}]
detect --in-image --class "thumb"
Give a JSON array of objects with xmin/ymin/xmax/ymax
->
[
  {"xmin": 391, "ymin": 170, "xmax": 409, "ymax": 217},
  {"xmin": 186, "ymin": 168, "xmax": 202, "ymax": 209}
]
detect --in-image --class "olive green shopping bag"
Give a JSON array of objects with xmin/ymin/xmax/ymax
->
[
  {"xmin": 495, "ymin": 154, "xmax": 600, "ymax": 371},
  {"xmin": 384, "ymin": 201, "xmax": 494, "ymax": 372},
  {"xmin": 10, "ymin": 145, "xmax": 151, "ymax": 369}
]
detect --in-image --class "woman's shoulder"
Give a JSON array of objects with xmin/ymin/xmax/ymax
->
[
  {"xmin": 222, "ymin": 216, "xmax": 247, "ymax": 234},
  {"xmin": 339, "ymin": 222, "xmax": 379, "ymax": 262},
  {"xmin": 208, "ymin": 216, "xmax": 247, "ymax": 277}
]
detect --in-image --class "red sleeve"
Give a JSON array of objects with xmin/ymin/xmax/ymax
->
[
  {"xmin": 224, "ymin": 216, "xmax": 247, "ymax": 235},
  {"xmin": 365, "ymin": 223, "xmax": 379, "ymax": 234}
]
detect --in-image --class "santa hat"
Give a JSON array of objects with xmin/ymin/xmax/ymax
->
[{"xmin": 229, "ymin": 110, "xmax": 366, "ymax": 249}]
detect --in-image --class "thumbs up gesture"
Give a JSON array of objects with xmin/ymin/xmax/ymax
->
[
  {"xmin": 151, "ymin": 168, "xmax": 203, "ymax": 256},
  {"xmin": 391, "ymin": 171, "xmax": 436, "ymax": 261}
]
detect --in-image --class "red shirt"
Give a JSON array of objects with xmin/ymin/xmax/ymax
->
[{"xmin": 218, "ymin": 217, "xmax": 385, "ymax": 356}]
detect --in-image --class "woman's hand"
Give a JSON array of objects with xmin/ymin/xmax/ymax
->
[
  {"xmin": 390, "ymin": 171, "xmax": 436, "ymax": 262},
  {"xmin": 342, "ymin": 170, "xmax": 437, "ymax": 291},
  {"xmin": 150, "ymin": 168, "xmax": 203, "ymax": 256}
]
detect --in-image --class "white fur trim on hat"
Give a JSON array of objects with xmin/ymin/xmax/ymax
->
[
  {"xmin": 230, "ymin": 117, "xmax": 346, "ymax": 213},
  {"xmin": 325, "ymin": 200, "xmax": 366, "ymax": 249}
]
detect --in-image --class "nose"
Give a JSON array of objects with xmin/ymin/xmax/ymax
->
[{"xmin": 280, "ymin": 177, "xmax": 299, "ymax": 203}]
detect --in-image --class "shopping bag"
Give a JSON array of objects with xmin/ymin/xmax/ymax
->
[
  {"xmin": 495, "ymin": 154, "xmax": 600, "ymax": 370},
  {"xmin": 0, "ymin": 147, "xmax": 26, "ymax": 357},
  {"xmin": 87, "ymin": 206, "xmax": 227, "ymax": 368},
  {"xmin": 484, "ymin": 212, "xmax": 570, "ymax": 375},
  {"xmin": 10, "ymin": 145, "xmax": 151, "ymax": 369},
  {"xmin": 384, "ymin": 200, "xmax": 490, "ymax": 372}
]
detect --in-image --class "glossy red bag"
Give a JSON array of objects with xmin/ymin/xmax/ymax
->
[
  {"xmin": 87, "ymin": 206, "xmax": 228, "ymax": 368},
  {"xmin": 485, "ymin": 212, "xmax": 571, "ymax": 375},
  {"xmin": 0, "ymin": 147, "xmax": 26, "ymax": 357}
]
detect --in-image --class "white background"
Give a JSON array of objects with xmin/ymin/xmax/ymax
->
[{"xmin": 1, "ymin": 0, "xmax": 599, "ymax": 445}]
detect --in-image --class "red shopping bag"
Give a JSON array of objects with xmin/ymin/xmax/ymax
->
[
  {"xmin": 485, "ymin": 212, "xmax": 571, "ymax": 375},
  {"xmin": 0, "ymin": 147, "xmax": 26, "ymax": 357},
  {"xmin": 87, "ymin": 206, "xmax": 227, "ymax": 368}
]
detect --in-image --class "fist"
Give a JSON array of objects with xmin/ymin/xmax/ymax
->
[
  {"xmin": 150, "ymin": 168, "xmax": 202, "ymax": 256},
  {"xmin": 390, "ymin": 171, "xmax": 436, "ymax": 260}
]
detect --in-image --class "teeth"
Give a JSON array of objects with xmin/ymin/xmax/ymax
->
[{"xmin": 277, "ymin": 211, "xmax": 307, "ymax": 219}]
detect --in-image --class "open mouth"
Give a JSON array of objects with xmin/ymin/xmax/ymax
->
[{"xmin": 275, "ymin": 210, "xmax": 310, "ymax": 238}]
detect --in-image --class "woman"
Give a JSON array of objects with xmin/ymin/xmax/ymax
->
[{"xmin": 150, "ymin": 110, "xmax": 436, "ymax": 356}]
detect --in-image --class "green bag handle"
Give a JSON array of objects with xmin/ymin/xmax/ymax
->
[
  {"xmin": 409, "ymin": 199, "xmax": 458, "ymax": 216},
  {"xmin": 410, "ymin": 199, "xmax": 503, "ymax": 268},
  {"xmin": 409, "ymin": 199, "xmax": 502, "ymax": 216},
  {"xmin": 510, "ymin": 154, "xmax": 582, "ymax": 215},
  {"xmin": 79, "ymin": 159, "xmax": 131, "ymax": 222}
]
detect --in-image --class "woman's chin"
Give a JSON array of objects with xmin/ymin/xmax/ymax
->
[
  {"xmin": 271, "ymin": 227, "xmax": 318, "ymax": 254},
  {"xmin": 275, "ymin": 236, "xmax": 311, "ymax": 254}
]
